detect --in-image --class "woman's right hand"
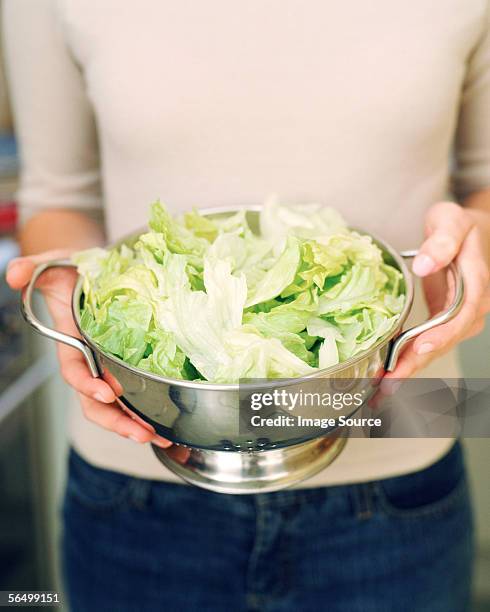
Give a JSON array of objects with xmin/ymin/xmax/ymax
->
[{"xmin": 7, "ymin": 250, "xmax": 171, "ymax": 448}]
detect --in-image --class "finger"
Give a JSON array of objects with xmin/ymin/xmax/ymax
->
[
  {"xmin": 80, "ymin": 395, "xmax": 172, "ymax": 447},
  {"xmin": 102, "ymin": 370, "xmax": 124, "ymax": 397},
  {"xmin": 463, "ymin": 317, "xmax": 486, "ymax": 340},
  {"xmin": 476, "ymin": 288, "xmax": 490, "ymax": 318},
  {"xmin": 57, "ymin": 326, "xmax": 116, "ymax": 402},
  {"xmin": 59, "ymin": 345, "xmax": 115, "ymax": 402},
  {"xmin": 49, "ymin": 305, "xmax": 117, "ymax": 403},
  {"xmin": 6, "ymin": 250, "xmax": 73, "ymax": 290},
  {"xmin": 163, "ymin": 445, "xmax": 191, "ymax": 464},
  {"xmin": 383, "ymin": 342, "xmax": 441, "ymax": 381},
  {"xmin": 6, "ymin": 259, "xmax": 35, "ymax": 290},
  {"xmin": 412, "ymin": 202, "xmax": 474, "ymax": 276},
  {"xmin": 81, "ymin": 395, "xmax": 156, "ymax": 441},
  {"xmin": 413, "ymin": 228, "xmax": 488, "ymax": 355},
  {"xmin": 370, "ymin": 383, "xmax": 395, "ymax": 408},
  {"xmin": 116, "ymin": 399, "xmax": 173, "ymax": 448},
  {"xmin": 412, "ymin": 298, "xmax": 477, "ymax": 357},
  {"xmin": 421, "ymin": 269, "xmax": 448, "ymax": 315}
]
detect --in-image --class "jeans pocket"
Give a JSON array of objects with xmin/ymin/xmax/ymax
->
[
  {"xmin": 65, "ymin": 449, "xmax": 135, "ymax": 512},
  {"xmin": 374, "ymin": 441, "xmax": 469, "ymax": 519}
]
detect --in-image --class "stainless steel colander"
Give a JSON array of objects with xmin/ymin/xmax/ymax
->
[{"xmin": 21, "ymin": 207, "xmax": 464, "ymax": 493}]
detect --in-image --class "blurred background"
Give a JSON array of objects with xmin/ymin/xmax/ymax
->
[{"xmin": 0, "ymin": 7, "xmax": 489, "ymax": 612}]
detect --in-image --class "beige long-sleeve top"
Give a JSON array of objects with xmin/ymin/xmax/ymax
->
[{"xmin": 3, "ymin": 0, "xmax": 490, "ymax": 485}]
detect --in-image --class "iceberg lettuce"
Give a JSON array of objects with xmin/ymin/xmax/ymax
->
[{"xmin": 74, "ymin": 198, "xmax": 405, "ymax": 382}]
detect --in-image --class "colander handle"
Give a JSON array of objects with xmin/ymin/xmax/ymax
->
[
  {"xmin": 20, "ymin": 259, "xmax": 100, "ymax": 377},
  {"xmin": 384, "ymin": 250, "xmax": 465, "ymax": 372}
]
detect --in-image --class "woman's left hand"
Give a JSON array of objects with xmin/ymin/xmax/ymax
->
[{"xmin": 384, "ymin": 201, "xmax": 490, "ymax": 382}]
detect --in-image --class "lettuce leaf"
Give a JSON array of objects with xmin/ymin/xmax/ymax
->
[
  {"xmin": 260, "ymin": 194, "xmax": 348, "ymax": 254},
  {"xmin": 214, "ymin": 326, "xmax": 316, "ymax": 382},
  {"xmin": 74, "ymin": 199, "xmax": 405, "ymax": 381},
  {"xmin": 245, "ymin": 237, "xmax": 301, "ymax": 307},
  {"xmin": 155, "ymin": 256, "xmax": 247, "ymax": 380}
]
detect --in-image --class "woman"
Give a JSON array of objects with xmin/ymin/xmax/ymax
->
[{"xmin": 4, "ymin": 1, "xmax": 490, "ymax": 610}]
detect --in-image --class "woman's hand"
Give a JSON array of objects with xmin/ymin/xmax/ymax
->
[
  {"xmin": 7, "ymin": 251, "xmax": 171, "ymax": 448},
  {"xmin": 384, "ymin": 201, "xmax": 490, "ymax": 383}
]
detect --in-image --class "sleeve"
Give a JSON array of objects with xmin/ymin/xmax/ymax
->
[
  {"xmin": 452, "ymin": 2, "xmax": 490, "ymax": 201},
  {"xmin": 2, "ymin": 0, "xmax": 102, "ymax": 221}
]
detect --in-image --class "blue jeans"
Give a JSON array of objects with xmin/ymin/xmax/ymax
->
[{"xmin": 62, "ymin": 441, "xmax": 474, "ymax": 612}]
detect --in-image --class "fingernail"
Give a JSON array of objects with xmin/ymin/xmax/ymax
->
[
  {"xmin": 128, "ymin": 435, "xmax": 142, "ymax": 443},
  {"xmin": 412, "ymin": 254, "xmax": 435, "ymax": 277},
  {"xmin": 153, "ymin": 437, "xmax": 172, "ymax": 449},
  {"xmin": 94, "ymin": 392, "xmax": 106, "ymax": 402},
  {"xmin": 417, "ymin": 342, "xmax": 435, "ymax": 355}
]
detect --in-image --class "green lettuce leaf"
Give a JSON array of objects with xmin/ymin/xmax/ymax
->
[
  {"xmin": 306, "ymin": 317, "xmax": 342, "ymax": 369},
  {"xmin": 214, "ymin": 326, "xmax": 316, "ymax": 382},
  {"xmin": 74, "ymin": 198, "xmax": 405, "ymax": 382},
  {"xmin": 138, "ymin": 329, "xmax": 186, "ymax": 378},
  {"xmin": 156, "ymin": 256, "xmax": 247, "ymax": 380},
  {"xmin": 149, "ymin": 200, "xmax": 208, "ymax": 268},
  {"xmin": 260, "ymin": 194, "xmax": 348, "ymax": 253},
  {"xmin": 245, "ymin": 237, "xmax": 301, "ymax": 307}
]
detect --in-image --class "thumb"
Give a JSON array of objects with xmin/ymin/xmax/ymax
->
[
  {"xmin": 6, "ymin": 258, "xmax": 35, "ymax": 290},
  {"xmin": 412, "ymin": 202, "xmax": 474, "ymax": 277},
  {"xmin": 6, "ymin": 249, "xmax": 73, "ymax": 290}
]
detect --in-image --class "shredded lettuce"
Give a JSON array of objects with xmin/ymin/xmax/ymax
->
[{"xmin": 73, "ymin": 198, "xmax": 405, "ymax": 382}]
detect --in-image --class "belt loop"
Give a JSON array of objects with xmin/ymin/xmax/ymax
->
[
  {"xmin": 353, "ymin": 483, "xmax": 374, "ymax": 520},
  {"xmin": 128, "ymin": 478, "xmax": 152, "ymax": 510}
]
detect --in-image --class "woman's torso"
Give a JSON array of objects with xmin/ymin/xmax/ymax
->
[{"xmin": 48, "ymin": 0, "xmax": 488, "ymax": 482}]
